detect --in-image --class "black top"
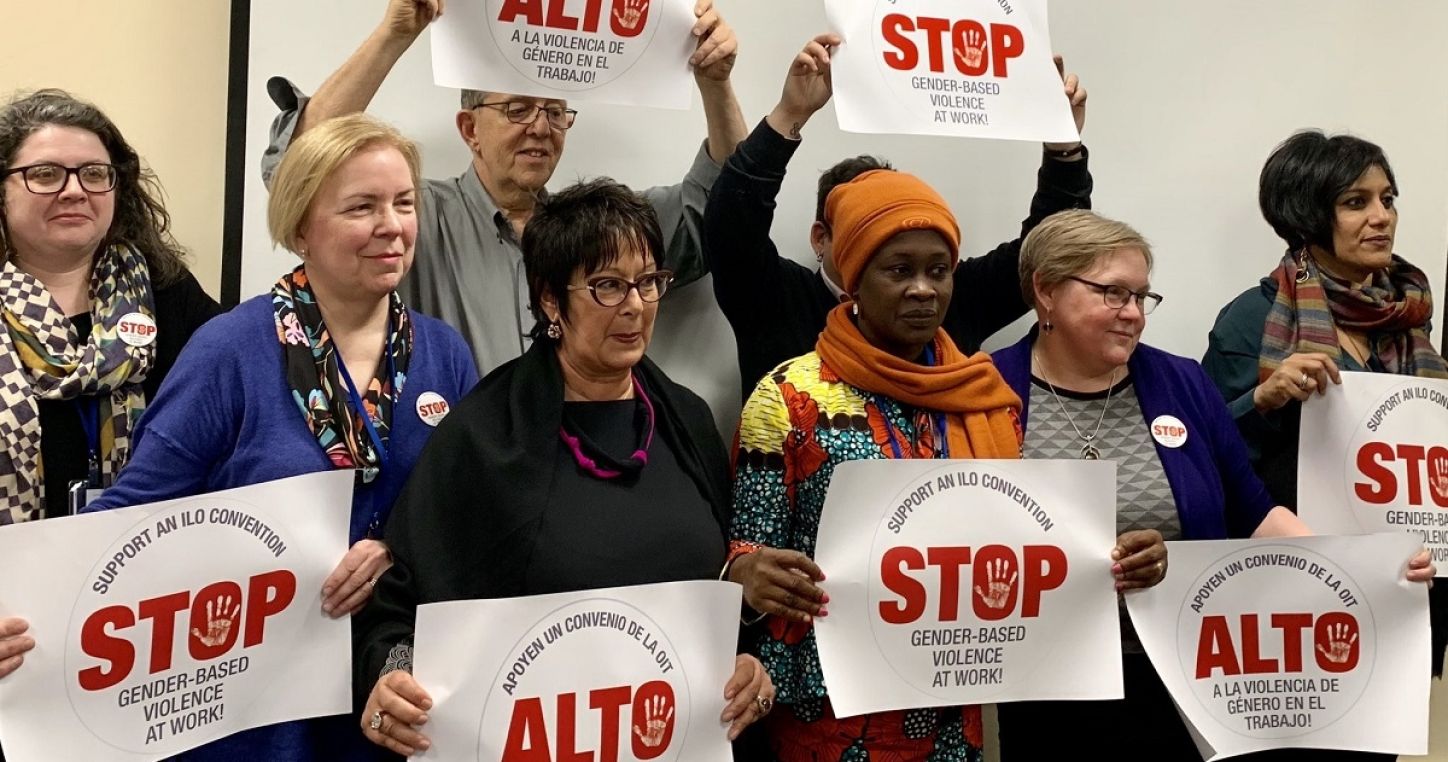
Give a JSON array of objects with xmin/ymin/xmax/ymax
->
[
  {"xmin": 524, "ymin": 399, "xmax": 724, "ymax": 594},
  {"xmin": 354, "ymin": 341, "xmax": 732, "ymax": 705},
  {"xmin": 34, "ymin": 272, "xmax": 223, "ymax": 517},
  {"xmin": 703, "ymin": 119, "xmax": 1094, "ymax": 397}
]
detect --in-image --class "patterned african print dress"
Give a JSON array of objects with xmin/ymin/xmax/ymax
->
[{"xmin": 731, "ymin": 352, "xmax": 985, "ymax": 762}]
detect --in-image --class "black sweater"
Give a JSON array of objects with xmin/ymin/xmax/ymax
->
[{"xmin": 703, "ymin": 120, "xmax": 1094, "ymax": 397}]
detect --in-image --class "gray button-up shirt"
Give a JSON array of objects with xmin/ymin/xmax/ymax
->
[{"xmin": 261, "ymin": 77, "xmax": 719, "ymax": 377}]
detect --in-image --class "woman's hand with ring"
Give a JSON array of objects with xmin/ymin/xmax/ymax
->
[
  {"xmin": 721, "ymin": 654, "xmax": 773, "ymax": 740},
  {"xmin": 1253, "ymin": 352, "xmax": 1340, "ymax": 413},
  {"xmin": 1112, "ymin": 529, "xmax": 1167, "ymax": 591},
  {"xmin": 322, "ymin": 539, "xmax": 392, "ymax": 617},
  {"xmin": 361, "ymin": 669, "xmax": 432, "ymax": 756}
]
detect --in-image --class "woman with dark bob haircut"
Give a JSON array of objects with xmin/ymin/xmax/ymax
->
[
  {"xmin": 353, "ymin": 178, "xmax": 775, "ymax": 757},
  {"xmin": 1204, "ymin": 131, "xmax": 1447, "ymax": 733}
]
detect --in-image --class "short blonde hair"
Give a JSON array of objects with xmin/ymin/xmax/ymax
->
[
  {"xmin": 1019, "ymin": 209, "xmax": 1153, "ymax": 307},
  {"xmin": 267, "ymin": 114, "xmax": 423, "ymax": 254}
]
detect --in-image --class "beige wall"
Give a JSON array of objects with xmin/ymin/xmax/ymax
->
[{"xmin": 0, "ymin": 0, "xmax": 230, "ymax": 296}]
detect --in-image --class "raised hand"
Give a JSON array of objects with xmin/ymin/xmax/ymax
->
[
  {"xmin": 768, "ymin": 33, "xmax": 840, "ymax": 139},
  {"xmin": 689, "ymin": 0, "xmax": 737, "ymax": 81},
  {"xmin": 190, "ymin": 595, "xmax": 241, "ymax": 647},
  {"xmin": 974, "ymin": 557, "xmax": 1017, "ymax": 609},
  {"xmin": 383, "ymin": 0, "xmax": 443, "ymax": 39}
]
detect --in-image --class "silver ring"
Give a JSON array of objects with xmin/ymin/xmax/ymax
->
[
  {"xmin": 367, "ymin": 577, "xmax": 378, "ymax": 589},
  {"xmin": 755, "ymin": 694, "xmax": 773, "ymax": 715},
  {"xmin": 1156, "ymin": 560, "xmax": 1167, "ymax": 575},
  {"xmin": 1299, "ymin": 372, "xmax": 1309, "ymax": 388},
  {"xmin": 369, "ymin": 710, "xmax": 385, "ymax": 731}
]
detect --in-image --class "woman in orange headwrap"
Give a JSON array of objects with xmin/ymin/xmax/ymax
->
[{"xmin": 723, "ymin": 169, "xmax": 1022, "ymax": 759}]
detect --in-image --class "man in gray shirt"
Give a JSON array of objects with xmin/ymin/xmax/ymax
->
[{"xmin": 262, "ymin": 0, "xmax": 746, "ymax": 375}]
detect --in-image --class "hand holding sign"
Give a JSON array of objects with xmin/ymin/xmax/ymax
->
[
  {"xmin": 767, "ymin": 33, "xmax": 840, "ymax": 140},
  {"xmin": 1255, "ymin": 352, "xmax": 1342, "ymax": 413},
  {"xmin": 689, "ymin": 0, "xmax": 736, "ymax": 81},
  {"xmin": 1112, "ymin": 528, "xmax": 1168, "ymax": 592},
  {"xmin": 1044, "ymin": 54, "xmax": 1088, "ymax": 152},
  {"xmin": 383, "ymin": 0, "xmax": 444, "ymax": 40},
  {"xmin": 720, "ymin": 653, "xmax": 773, "ymax": 741},
  {"xmin": 321, "ymin": 538, "xmax": 393, "ymax": 617},
  {"xmin": 0, "ymin": 617, "xmax": 34, "ymax": 679},
  {"xmin": 1406, "ymin": 548, "xmax": 1436, "ymax": 583},
  {"xmin": 361, "ymin": 668, "xmax": 434, "ymax": 757},
  {"xmin": 729, "ymin": 547, "xmax": 828, "ymax": 623}
]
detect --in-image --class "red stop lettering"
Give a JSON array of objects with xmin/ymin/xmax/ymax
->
[
  {"xmin": 880, "ymin": 14, "xmax": 1024, "ymax": 77},
  {"xmin": 503, "ymin": 681, "xmax": 675, "ymax": 762},
  {"xmin": 1354, "ymin": 442, "xmax": 1448, "ymax": 507},
  {"xmin": 76, "ymin": 569, "xmax": 296, "ymax": 691},
  {"xmin": 497, "ymin": 0, "xmax": 648, "ymax": 37},
  {"xmin": 878, "ymin": 544, "xmax": 1067, "ymax": 624},
  {"xmin": 1195, "ymin": 612, "xmax": 1360, "ymax": 679}
]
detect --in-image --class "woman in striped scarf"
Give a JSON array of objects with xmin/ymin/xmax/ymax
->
[{"xmin": 1204, "ymin": 131, "xmax": 1447, "ymax": 757}]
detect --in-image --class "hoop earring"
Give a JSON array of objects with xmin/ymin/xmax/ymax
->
[
  {"xmin": 1295, "ymin": 249, "xmax": 1311, "ymax": 284},
  {"xmin": 546, "ymin": 322, "xmax": 562, "ymax": 340}
]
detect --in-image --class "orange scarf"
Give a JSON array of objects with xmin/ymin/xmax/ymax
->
[{"xmin": 815, "ymin": 305, "xmax": 1022, "ymax": 458}]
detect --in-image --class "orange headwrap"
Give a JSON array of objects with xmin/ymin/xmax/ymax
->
[{"xmin": 825, "ymin": 169, "xmax": 961, "ymax": 294}]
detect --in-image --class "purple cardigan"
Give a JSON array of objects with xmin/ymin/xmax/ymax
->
[{"xmin": 992, "ymin": 332, "xmax": 1274, "ymax": 539}]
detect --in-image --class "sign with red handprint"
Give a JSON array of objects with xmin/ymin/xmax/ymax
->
[
  {"xmin": 812, "ymin": 459, "xmax": 1120, "ymax": 718},
  {"xmin": 0, "ymin": 472, "xmax": 353, "ymax": 761},
  {"xmin": 824, "ymin": 0, "xmax": 1078, "ymax": 142},
  {"xmin": 412, "ymin": 580, "xmax": 739, "ymax": 762},
  {"xmin": 1126, "ymin": 534, "xmax": 1430, "ymax": 759},
  {"xmin": 430, "ymin": 0, "xmax": 696, "ymax": 109},
  {"xmin": 1299, "ymin": 371, "xmax": 1448, "ymax": 576}
]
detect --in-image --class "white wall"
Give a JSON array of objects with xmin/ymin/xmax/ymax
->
[{"xmin": 242, "ymin": 0, "xmax": 1448, "ymax": 434}]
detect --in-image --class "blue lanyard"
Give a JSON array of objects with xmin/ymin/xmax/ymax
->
[
  {"xmin": 72, "ymin": 397, "xmax": 102, "ymax": 487},
  {"xmin": 875, "ymin": 344, "xmax": 950, "ymax": 460},
  {"xmin": 335, "ymin": 350, "xmax": 394, "ymax": 474}
]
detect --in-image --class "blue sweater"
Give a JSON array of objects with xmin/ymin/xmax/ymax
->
[
  {"xmin": 993, "ymin": 333, "xmax": 1274, "ymax": 540},
  {"xmin": 85, "ymin": 294, "xmax": 478, "ymax": 761}
]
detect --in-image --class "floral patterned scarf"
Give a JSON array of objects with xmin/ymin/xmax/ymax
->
[{"xmin": 272, "ymin": 266, "xmax": 412, "ymax": 484}]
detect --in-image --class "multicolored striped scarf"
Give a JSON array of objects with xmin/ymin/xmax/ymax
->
[
  {"xmin": 272, "ymin": 265, "xmax": 412, "ymax": 484},
  {"xmin": 0, "ymin": 245, "xmax": 155, "ymax": 523},
  {"xmin": 1260, "ymin": 251, "xmax": 1448, "ymax": 381}
]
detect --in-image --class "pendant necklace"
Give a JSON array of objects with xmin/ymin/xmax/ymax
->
[{"xmin": 1034, "ymin": 350, "xmax": 1119, "ymax": 460}]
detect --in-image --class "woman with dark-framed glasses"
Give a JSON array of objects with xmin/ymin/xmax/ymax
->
[
  {"xmin": 354, "ymin": 178, "xmax": 773, "ymax": 757},
  {"xmin": 0, "ymin": 87, "xmax": 223, "ymax": 759},
  {"xmin": 989, "ymin": 209, "xmax": 1432, "ymax": 758}
]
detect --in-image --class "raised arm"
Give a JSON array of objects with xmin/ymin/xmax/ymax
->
[{"xmin": 295, "ymin": 0, "xmax": 444, "ymax": 137}]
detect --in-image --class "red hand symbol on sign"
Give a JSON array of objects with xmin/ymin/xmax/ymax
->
[
  {"xmin": 973, "ymin": 557, "xmax": 1017, "ymax": 610},
  {"xmin": 1315, "ymin": 621, "xmax": 1358, "ymax": 666},
  {"xmin": 1430, "ymin": 453, "xmax": 1448, "ymax": 503},
  {"xmin": 190, "ymin": 595, "xmax": 241, "ymax": 648},
  {"xmin": 632, "ymin": 693, "xmax": 674, "ymax": 748},
  {"xmin": 955, "ymin": 29, "xmax": 986, "ymax": 70},
  {"xmin": 613, "ymin": 0, "xmax": 648, "ymax": 32}
]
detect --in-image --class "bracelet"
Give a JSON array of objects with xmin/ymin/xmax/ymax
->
[
  {"xmin": 720, "ymin": 541, "xmax": 769, "ymax": 625},
  {"xmin": 1044, "ymin": 143, "xmax": 1085, "ymax": 159}
]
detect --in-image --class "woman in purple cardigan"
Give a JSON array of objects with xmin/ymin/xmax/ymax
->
[
  {"xmin": 0, "ymin": 114, "xmax": 477, "ymax": 761},
  {"xmin": 989, "ymin": 210, "xmax": 1434, "ymax": 759}
]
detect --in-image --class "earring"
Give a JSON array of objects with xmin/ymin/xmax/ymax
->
[
  {"xmin": 851, "ymin": 303, "xmax": 859, "ymax": 316},
  {"xmin": 546, "ymin": 322, "xmax": 562, "ymax": 340},
  {"xmin": 1295, "ymin": 249, "xmax": 1311, "ymax": 284},
  {"xmin": 1042, "ymin": 310, "xmax": 1054, "ymax": 333}
]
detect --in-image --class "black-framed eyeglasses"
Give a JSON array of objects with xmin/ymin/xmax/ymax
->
[
  {"xmin": 567, "ymin": 271, "xmax": 674, "ymax": 307},
  {"xmin": 1068, "ymin": 276, "xmax": 1163, "ymax": 315},
  {"xmin": 476, "ymin": 101, "xmax": 578, "ymax": 130},
  {"xmin": 3, "ymin": 162, "xmax": 118, "ymax": 194}
]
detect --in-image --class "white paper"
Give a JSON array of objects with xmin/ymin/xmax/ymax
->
[
  {"xmin": 0, "ymin": 471, "xmax": 354, "ymax": 761},
  {"xmin": 1299, "ymin": 371, "xmax": 1448, "ymax": 574},
  {"xmin": 432, "ymin": 0, "xmax": 697, "ymax": 109},
  {"xmin": 414, "ymin": 580, "xmax": 742, "ymax": 761},
  {"xmin": 1126, "ymin": 534, "xmax": 1430, "ymax": 759},
  {"xmin": 824, "ymin": 0, "xmax": 1079, "ymax": 142},
  {"xmin": 812, "ymin": 459, "xmax": 1121, "ymax": 718}
]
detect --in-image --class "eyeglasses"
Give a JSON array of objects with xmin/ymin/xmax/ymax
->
[
  {"xmin": 476, "ymin": 101, "xmax": 578, "ymax": 130},
  {"xmin": 567, "ymin": 271, "xmax": 674, "ymax": 307},
  {"xmin": 1068, "ymin": 276, "xmax": 1163, "ymax": 315},
  {"xmin": 3, "ymin": 162, "xmax": 118, "ymax": 194}
]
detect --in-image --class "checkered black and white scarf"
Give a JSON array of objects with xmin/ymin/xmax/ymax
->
[{"xmin": 0, "ymin": 245, "xmax": 155, "ymax": 523}]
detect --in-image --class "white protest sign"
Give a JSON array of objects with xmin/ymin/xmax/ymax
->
[
  {"xmin": 0, "ymin": 471, "xmax": 353, "ymax": 762},
  {"xmin": 812, "ymin": 459, "xmax": 1120, "ymax": 718},
  {"xmin": 1126, "ymin": 534, "xmax": 1429, "ymax": 760},
  {"xmin": 824, "ymin": 0, "xmax": 1078, "ymax": 142},
  {"xmin": 1299, "ymin": 371, "xmax": 1448, "ymax": 574},
  {"xmin": 432, "ymin": 0, "xmax": 696, "ymax": 109},
  {"xmin": 413, "ymin": 580, "xmax": 740, "ymax": 761}
]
